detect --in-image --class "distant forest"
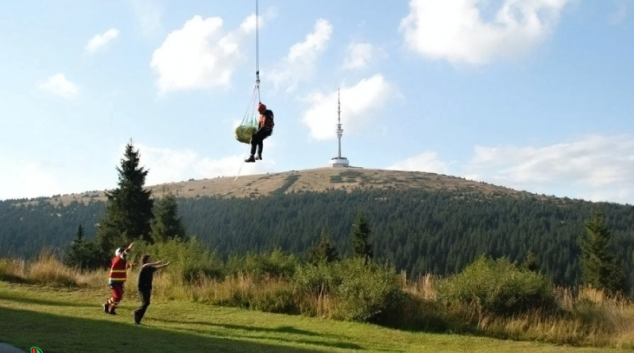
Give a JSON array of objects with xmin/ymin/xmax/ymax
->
[{"xmin": 1, "ymin": 188, "xmax": 633, "ymax": 287}]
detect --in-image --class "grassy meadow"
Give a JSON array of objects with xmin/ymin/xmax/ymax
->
[{"xmin": 1, "ymin": 251, "xmax": 634, "ymax": 353}]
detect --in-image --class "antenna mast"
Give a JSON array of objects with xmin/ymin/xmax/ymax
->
[{"xmin": 329, "ymin": 88, "xmax": 349, "ymax": 168}]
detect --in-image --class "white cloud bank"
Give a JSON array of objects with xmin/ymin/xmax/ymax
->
[
  {"xmin": 399, "ymin": 0, "xmax": 573, "ymax": 65},
  {"xmin": 387, "ymin": 152, "xmax": 450, "ymax": 175},
  {"xmin": 38, "ymin": 73, "xmax": 79, "ymax": 99},
  {"xmin": 151, "ymin": 14, "xmax": 260, "ymax": 94},
  {"xmin": 389, "ymin": 135, "xmax": 634, "ymax": 204},
  {"xmin": 0, "ymin": 160, "xmax": 64, "ymax": 200},
  {"xmin": 302, "ymin": 74, "xmax": 395, "ymax": 141},
  {"xmin": 86, "ymin": 28, "xmax": 120, "ymax": 54},
  {"xmin": 269, "ymin": 19, "xmax": 333, "ymax": 92}
]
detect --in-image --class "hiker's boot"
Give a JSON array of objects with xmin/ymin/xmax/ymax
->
[
  {"xmin": 109, "ymin": 307, "xmax": 117, "ymax": 315},
  {"xmin": 245, "ymin": 155, "xmax": 255, "ymax": 163},
  {"xmin": 103, "ymin": 303, "xmax": 109, "ymax": 314},
  {"xmin": 255, "ymin": 153, "xmax": 262, "ymax": 161}
]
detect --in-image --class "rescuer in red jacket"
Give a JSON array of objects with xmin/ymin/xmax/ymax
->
[{"xmin": 103, "ymin": 242, "xmax": 134, "ymax": 315}]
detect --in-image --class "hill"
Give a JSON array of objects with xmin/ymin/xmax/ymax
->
[
  {"xmin": 41, "ymin": 167, "xmax": 534, "ymax": 206},
  {"xmin": 2, "ymin": 168, "xmax": 633, "ymax": 289}
]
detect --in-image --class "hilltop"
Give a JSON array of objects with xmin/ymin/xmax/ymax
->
[{"xmin": 47, "ymin": 167, "xmax": 537, "ymax": 206}]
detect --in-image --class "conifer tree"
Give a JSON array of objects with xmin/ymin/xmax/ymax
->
[
  {"xmin": 151, "ymin": 190, "xmax": 187, "ymax": 243},
  {"xmin": 306, "ymin": 232, "xmax": 340, "ymax": 265},
  {"xmin": 64, "ymin": 224, "xmax": 102, "ymax": 270},
  {"xmin": 579, "ymin": 212, "xmax": 626, "ymax": 295},
  {"xmin": 522, "ymin": 250, "xmax": 539, "ymax": 273},
  {"xmin": 351, "ymin": 212, "xmax": 373, "ymax": 264},
  {"xmin": 96, "ymin": 141, "xmax": 154, "ymax": 253},
  {"xmin": 64, "ymin": 224, "xmax": 85, "ymax": 268}
]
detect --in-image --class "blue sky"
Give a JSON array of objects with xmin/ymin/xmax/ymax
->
[{"xmin": 1, "ymin": 0, "xmax": 633, "ymax": 204}]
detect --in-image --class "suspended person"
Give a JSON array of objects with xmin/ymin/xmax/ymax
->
[
  {"xmin": 133, "ymin": 255, "xmax": 170, "ymax": 325},
  {"xmin": 245, "ymin": 102, "xmax": 274, "ymax": 162},
  {"xmin": 103, "ymin": 242, "xmax": 134, "ymax": 315}
]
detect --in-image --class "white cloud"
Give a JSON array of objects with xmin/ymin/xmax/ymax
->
[
  {"xmin": 0, "ymin": 160, "xmax": 62, "ymax": 200},
  {"xmin": 387, "ymin": 152, "xmax": 450, "ymax": 174},
  {"xmin": 302, "ymin": 74, "xmax": 395, "ymax": 140},
  {"xmin": 151, "ymin": 14, "xmax": 260, "ymax": 94},
  {"xmin": 342, "ymin": 42, "xmax": 375, "ymax": 70},
  {"xmin": 130, "ymin": 0, "xmax": 163, "ymax": 34},
  {"xmin": 86, "ymin": 28, "xmax": 120, "ymax": 54},
  {"xmin": 133, "ymin": 144, "xmax": 275, "ymax": 185},
  {"xmin": 463, "ymin": 134, "xmax": 634, "ymax": 203},
  {"xmin": 610, "ymin": 0, "xmax": 632, "ymax": 24},
  {"xmin": 399, "ymin": 0, "xmax": 572, "ymax": 65},
  {"xmin": 38, "ymin": 73, "xmax": 79, "ymax": 99},
  {"xmin": 0, "ymin": 155, "xmax": 115, "ymax": 200},
  {"xmin": 269, "ymin": 19, "xmax": 332, "ymax": 92}
]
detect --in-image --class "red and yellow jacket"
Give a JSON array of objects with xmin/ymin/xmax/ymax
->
[{"xmin": 108, "ymin": 256, "xmax": 127, "ymax": 283}]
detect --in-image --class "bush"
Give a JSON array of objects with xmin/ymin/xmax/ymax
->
[
  {"xmin": 132, "ymin": 238, "xmax": 223, "ymax": 284},
  {"xmin": 437, "ymin": 255, "xmax": 555, "ymax": 316},
  {"xmin": 331, "ymin": 259, "xmax": 405, "ymax": 323},
  {"xmin": 226, "ymin": 248, "xmax": 298, "ymax": 280},
  {"xmin": 251, "ymin": 285, "xmax": 299, "ymax": 314},
  {"xmin": 293, "ymin": 261, "xmax": 342, "ymax": 296},
  {"xmin": 294, "ymin": 259, "xmax": 405, "ymax": 323}
]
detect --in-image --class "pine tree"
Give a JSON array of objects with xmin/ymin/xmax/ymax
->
[
  {"xmin": 64, "ymin": 224, "xmax": 85, "ymax": 268},
  {"xmin": 96, "ymin": 141, "xmax": 154, "ymax": 253},
  {"xmin": 151, "ymin": 190, "xmax": 187, "ymax": 243},
  {"xmin": 579, "ymin": 212, "xmax": 626, "ymax": 295},
  {"xmin": 351, "ymin": 212, "xmax": 373, "ymax": 264},
  {"xmin": 306, "ymin": 232, "xmax": 340, "ymax": 265},
  {"xmin": 522, "ymin": 250, "xmax": 539, "ymax": 272},
  {"xmin": 64, "ymin": 224, "xmax": 102, "ymax": 270}
]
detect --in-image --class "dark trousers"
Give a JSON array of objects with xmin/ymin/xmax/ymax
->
[
  {"xmin": 250, "ymin": 129, "xmax": 272, "ymax": 156},
  {"xmin": 133, "ymin": 289, "xmax": 151, "ymax": 323}
]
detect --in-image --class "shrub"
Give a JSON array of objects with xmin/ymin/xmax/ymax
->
[
  {"xmin": 293, "ymin": 259, "xmax": 405, "ymax": 323},
  {"xmin": 251, "ymin": 285, "xmax": 299, "ymax": 314},
  {"xmin": 131, "ymin": 238, "xmax": 223, "ymax": 284},
  {"xmin": 226, "ymin": 248, "xmax": 298, "ymax": 280},
  {"xmin": 293, "ymin": 261, "xmax": 342, "ymax": 296},
  {"xmin": 331, "ymin": 259, "xmax": 405, "ymax": 322},
  {"xmin": 437, "ymin": 255, "xmax": 555, "ymax": 316}
]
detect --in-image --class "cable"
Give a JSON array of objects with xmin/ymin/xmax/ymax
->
[{"xmin": 255, "ymin": 0, "xmax": 261, "ymax": 102}]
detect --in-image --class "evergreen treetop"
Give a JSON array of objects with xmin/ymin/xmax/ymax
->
[{"xmin": 96, "ymin": 141, "xmax": 154, "ymax": 253}]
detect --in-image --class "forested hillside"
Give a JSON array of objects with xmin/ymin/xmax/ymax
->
[
  {"xmin": 1, "ymin": 169, "xmax": 633, "ymax": 288},
  {"xmin": 175, "ymin": 188, "xmax": 634, "ymax": 286}
]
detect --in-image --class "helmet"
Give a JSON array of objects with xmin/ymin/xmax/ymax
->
[
  {"xmin": 257, "ymin": 103, "xmax": 267, "ymax": 113},
  {"xmin": 115, "ymin": 247, "xmax": 124, "ymax": 256}
]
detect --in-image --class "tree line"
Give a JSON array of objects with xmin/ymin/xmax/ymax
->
[{"xmin": 0, "ymin": 142, "xmax": 632, "ymax": 293}]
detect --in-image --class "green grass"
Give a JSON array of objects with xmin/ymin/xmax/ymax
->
[{"xmin": 0, "ymin": 282, "xmax": 627, "ymax": 353}]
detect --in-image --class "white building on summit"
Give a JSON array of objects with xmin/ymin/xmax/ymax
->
[{"xmin": 330, "ymin": 89, "xmax": 349, "ymax": 168}]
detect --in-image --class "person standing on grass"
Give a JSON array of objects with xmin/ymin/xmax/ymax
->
[
  {"xmin": 133, "ymin": 254, "xmax": 170, "ymax": 324},
  {"xmin": 103, "ymin": 242, "xmax": 134, "ymax": 315}
]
